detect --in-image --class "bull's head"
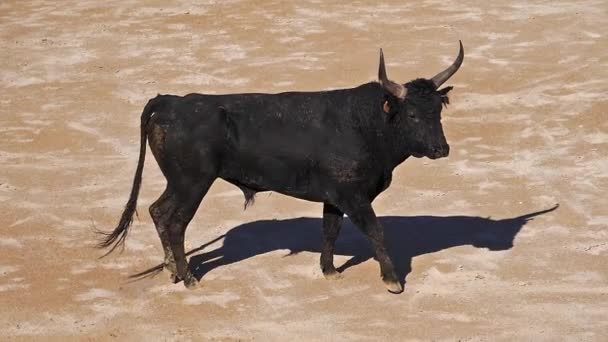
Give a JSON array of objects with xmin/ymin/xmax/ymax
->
[{"xmin": 379, "ymin": 41, "xmax": 464, "ymax": 159}]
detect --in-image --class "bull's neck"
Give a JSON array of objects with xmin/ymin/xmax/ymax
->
[
  {"xmin": 389, "ymin": 148, "xmax": 412, "ymax": 169},
  {"xmin": 386, "ymin": 124, "xmax": 413, "ymax": 169},
  {"xmin": 363, "ymin": 115, "xmax": 413, "ymax": 171},
  {"xmin": 379, "ymin": 106, "xmax": 414, "ymax": 169}
]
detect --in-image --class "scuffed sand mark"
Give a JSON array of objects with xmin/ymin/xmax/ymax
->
[
  {"xmin": 74, "ymin": 288, "xmax": 117, "ymax": 301},
  {"xmin": 252, "ymin": 268, "xmax": 293, "ymax": 290},
  {"xmin": 0, "ymin": 283, "xmax": 30, "ymax": 292},
  {"xmin": 561, "ymin": 271, "xmax": 605, "ymax": 284},
  {"xmin": 0, "ymin": 265, "xmax": 19, "ymax": 276},
  {"xmin": 5, "ymin": 302, "xmax": 142, "ymax": 337},
  {"xmin": 172, "ymin": 73, "xmax": 250, "ymax": 87},
  {"xmin": 330, "ymin": 284, "xmax": 370, "ymax": 297},
  {"xmin": 66, "ymin": 121, "xmax": 99, "ymax": 136},
  {"xmin": 98, "ymin": 260, "xmax": 136, "ymax": 271},
  {"xmin": 284, "ymin": 260, "xmax": 322, "ymax": 280},
  {"xmin": 182, "ymin": 290, "xmax": 240, "ymax": 307},
  {"xmin": 129, "ymin": 5, "xmax": 209, "ymax": 17},
  {"xmin": 211, "ymin": 43, "xmax": 253, "ymax": 62},
  {"xmin": 587, "ymin": 216, "xmax": 608, "ymax": 227},
  {"xmin": 148, "ymin": 283, "xmax": 192, "ymax": 295},
  {"xmin": 436, "ymin": 312, "xmax": 474, "ymax": 323},
  {"xmin": 0, "ymin": 238, "xmax": 23, "ymax": 248},
  {"xmin": 67, "ymin": 119, "xmax": 132, "ymax": 154},
  {"xmin": 0, "ymin": 71, "xmax": 46, "ymax": 87},
  {"xmin": 70, "ymin": 262, "xmax": 97, "ymax": 275},
  {"xmin": 583, "ymin": 131, "xmax": 608, "ymax": 144},
  {"xmin": 571, "ymin": 243, "xmax": 608, "ymax": 256},
  {"xmin": 273, "ymin": 80, "xmax": 294, "ymax": 87},
  {"xmin": 248, "ymin": 51, "xmax": 333, "ymax": 71},
  {"xmin": 246, "ymin": 313, "xmax": 363, "ymax": 341},
  {"xmin": 506, "ymin": 1, "xmax": 604, "ymax": 19}
]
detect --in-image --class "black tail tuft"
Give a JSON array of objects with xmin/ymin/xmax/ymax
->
[{"xmin": 96, "ymin": 97, "xmax": 159, "ymax": 257}]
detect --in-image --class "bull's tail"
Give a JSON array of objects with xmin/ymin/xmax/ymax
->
[{"xmin": 96, "ymin": 98, "xmax": 159, "ymax": 257}]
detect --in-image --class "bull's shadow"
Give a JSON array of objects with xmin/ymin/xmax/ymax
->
[{"xmin": 184, "ymin": 205, "xmax": 558, "ymax": 285}]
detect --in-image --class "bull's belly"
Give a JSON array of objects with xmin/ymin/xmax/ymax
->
[{"xmin": 219, "ymin": 155, "xmax": 327, "ymax": 202}]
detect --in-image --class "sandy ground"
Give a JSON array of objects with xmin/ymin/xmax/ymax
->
[{"xmin": 1, "ymin": 0, "xmax": 607, "ymax": 340}]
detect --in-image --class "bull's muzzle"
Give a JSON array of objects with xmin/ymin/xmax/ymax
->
[{"xmin": 430, "ymin": 144, "xmax": 450, "ymax": 159}]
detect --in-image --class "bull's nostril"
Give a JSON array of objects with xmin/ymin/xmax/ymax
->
[{"xmin": 432, "ymin": 145, "xmax": 449, "ymax": 158}]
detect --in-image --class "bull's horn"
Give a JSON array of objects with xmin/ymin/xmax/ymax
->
[
  {"xmin": 378, "ymin": 48, "xmax": 407, "ymax": 99},
  {"xmin": 430, "ymin": 40, "xmax": 464, "ymax": 88}
]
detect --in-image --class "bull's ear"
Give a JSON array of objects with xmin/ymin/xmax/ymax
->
[
  {"xmin": 383, "ymin": 100, "xmax": 390, "ymax": 114},
  {"xmin": 438, "ymin": 86, "xmax": 453, "ymax": 107},
  {"xmin": 438, "ymin": 86, "xmax": 453, "ymax": 96},
  {"xmin": 382, "ymin": 95, "xmax": 398, "ymax": 117}
]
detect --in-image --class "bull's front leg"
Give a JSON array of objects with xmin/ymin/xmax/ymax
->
[
  {"xmin": 342, "ymin": 201, "xmax": 402, "ymax": 294},
  {"xmin": 320, "ymin": 203, "xmax": 344, "ymax": 279}
]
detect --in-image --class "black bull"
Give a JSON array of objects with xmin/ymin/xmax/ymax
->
[{"xmin": 99, "ymin": 42, "xmax": 464, "ymax": 293}]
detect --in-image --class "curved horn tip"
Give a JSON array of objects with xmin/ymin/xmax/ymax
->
[
  {"xmin": 378, "ymin": 48, "xmax": 387, "ymax": 81},
  {"xmin": 430, "ymin": 40, "xmax": 465, "ymax": 88}
]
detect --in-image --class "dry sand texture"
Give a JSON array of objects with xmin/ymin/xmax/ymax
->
[{"xmin": 1, "ymin": 0, "xmax": 607, "ymax": 340}]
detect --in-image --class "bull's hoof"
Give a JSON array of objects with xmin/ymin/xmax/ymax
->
[
  {"xmin": 166, "ymin": 266, "xmax": 180, "ymax": 283},
  {"xmin": 164, "ymin": 262, "xmax": 179, "ymax": 283},
  {"xmin": 384, "ymin": 279, "xmax": 403, "ymax": 294},
  {"xmin": 183, "ymin": 274, "xmax": 198, "ymax": 289},
  {"xmin": 169, "ymin": 273, "xmax": 181, "ymax": 284},
  {"xmin": 323, "ymin": 269, "xmax": 343, "ymax": 280}
]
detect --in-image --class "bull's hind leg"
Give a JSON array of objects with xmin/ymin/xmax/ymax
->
[
  {"xmin": 150, "ymin": 179, "xmax": 214, "ymax": 288},
  {"xmin": 149, "ymin": 188, "xmax": 179, "ymax": 282},
  {"xmin": 170, "ymin": 179, "xmax": 214, "ymax": 288}
]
